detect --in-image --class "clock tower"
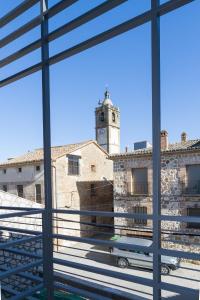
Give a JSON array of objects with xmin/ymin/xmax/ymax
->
[{"xmin": 95, "ymin": 90, "xmax": 120, "ymax": 154}]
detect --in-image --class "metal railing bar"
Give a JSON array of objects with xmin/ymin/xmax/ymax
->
[
  {"xmin": 52, "ymin": 216, "xmax": 200, "ymax": 235},
  {"xmin": 0, "ymin": 225, "xmax": 41, "ymax": 235},
  {"xmin": 0, "ymin": 259, "xmax": 43, "ymax": 280},
  {"xmin": 53, "ymin": 209, "xmax": 152, "ymax": 219},
  {"xmin": 9, "ymin": 283, "xmax": 44, "ymax": 300},
  {"xmin": 0, "ymin": 16, "xmax": 41, "ymax": 50},
  {"xmin": 0, "ymin": 0, "xmax": 127, "ymax": 65},
  {"xmin": 1, "ymin": 285, "xmax": 17, "ymax": 296},
  {"xmin": 0, "ymin": 0, "xmax": 194, "ymax": 87},
  {"xmin": 159, "ymin": 248, "xmax": 200, "ymax": 260},
  {"xmin": 54, "ymin": 257, "xmax": 153, "ymax": 287},
  {"xmin": 158, "ymin": 0, "xmax": 195, "ymax": 16},
  {"xmin": 0, "ymin": 234, "xmax": 42, "ymax": 250},
  {"xmin": 0, "ymin": 206, "xmax": 43, "ymax": 211},
  {"xmin": 0, "ymin": 0, "xmax": 78, "ymax": 49},
  {"xmin": 55, "ymin": 278, "xmax": 146, "ymax": 300},
  {"xmin": 0, "ymin": 209, "xmax": 43, "ymax": 219},
  {"xmin": 54, "ymin": 282, "xmax": 111, "ymax": 300},
  {"xmin": 54, "ymin": 247, "xmax": 162, "ymax": 265},
  {"xmin": 0, "ymin": 0, "xmax": 39, "ymax": 28},
  {"xmin": 159, "ymin": 215, "xmax": 200, "ymax": 223},
  {"xmin": 54, "ymin": 269, "xmax": 153, "ymax": 296},
  {"xmin": 4, "ymin": 247, "xmax": 42, "ymax": 259},
  {"xmin": 0, "ymin": 265, "xmax": 43, "ymax": 283},
  {"xmin": 53, "ymin": 233, "xmax": 153, "ymax": 253},
  {"xmin": 159, "ymin": 281, "xmax": 198, "ymax": 296}
]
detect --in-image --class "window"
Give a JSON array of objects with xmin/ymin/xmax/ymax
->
[
  {"xmin": 90, "ymin": 183, "xmax": 96, "ymax": 196},
  {"xmin": 68, "ymin": 155, "xmax": 80, "ymax": 175},
  {"xmin": 187, "ymin": 207, "xmax": 200, "ymax": 229},
  {"xmin": 186, "ymin": 165, "xmax": 200, "ymax": 194},
  {"xmin": 112, "ymin": 112, "xmax": 116, "ymax": 122},
  {"xmin": 132, "ymin": 168, "xmax": 148, "ymax": 194},
  {"xmin": 91, "ymin": 165, "xmax": 96, "ymax": 172},
  {"xmin": 2, "ymin": 185, "xmax": 7, "ymax": 192},
  {"xmin": 3, "ymin": 169, "xmax": 6, "ymax": 174},
  {"xmin": 133, "ymin": 206, "xmax": 147, "ymax": 225},
  {"xmin": 91, "ymin": 216, "xmax": 97, "ymax": 224},
  {"xmin": 100, "ymin": 112, "xmax": 104, "ymax": 122},
  {"xmin": 17, "ymin": 185, "xmax": 24, "ymax": 198},
  {"xmin": 35, "ymin": 184, "xmax": 42, "ymax": 203},
  {"xmin": 18, "ymin": 167, "xmax": 22, "ymax": 173},
  {"xmin": 36, "ymin": 165, "xmax": 40, "ymax": 171}
]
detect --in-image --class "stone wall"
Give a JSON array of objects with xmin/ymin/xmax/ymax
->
[
  {"xmin": 112, "ymin": 151, "xmax": 200, "ymax": 258},
  {"xmin": 0, "ymin": 190, "xmax": 43, "ymax": 296}
]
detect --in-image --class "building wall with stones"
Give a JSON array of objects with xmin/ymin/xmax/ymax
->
[
  {"xmin": 112, "ymin": 150, "xmax": 200, "ymax": 255},
  {"xmin": 0, "ymin": 190, "xmax": 43, "ymax": 296}
]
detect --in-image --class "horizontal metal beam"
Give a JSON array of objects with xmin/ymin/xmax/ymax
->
[
  {"xmin": 160, "ymin": 214, "xmax": 200, "ymax": 223},
  {"xmin": 0, "ymin": 209, "xmax": 43, "ymax": 219},
  {"xmin": 0, "ymin": 259, "xmax": 43, "ymax": 280},
  {"xmin": 0, "ymin": 0, "xmax": 78, "ymax": 49},
  {"xmin": 4, "ymin": 247, "xmax": 42, "ymax": 259},
  {"xmin": 53, "ymin": 209, "xmax": 152, "ymax": 219},
  {"xmin": 0, "ymin": 0, "xmax": 127, "ymax": 66},
  {"xmin": 160, "ymin": 281, "xmax": 198, "ymax": 296},
  {"xmin": 54, "ymin": 257, "xmax": 153, "ymax": 287},
  {"xmin": 159, "ymin": 248, "xmax": 200, "ymax": 261},
  {"xmin": 0, "ymin": 0, "xmax": 39, "ymax": 28},
  {"xmin": 0, "ymin": 0, "xmax": 194, "ymax": 88},
  {"xmin": 54, "ymin": 271, "xmax": 144, "ymax": 300},
  {"xmin": 0, "ymin": 225, "xmax": 41, "ymax": 235},
  {"xmin": 0, "ymin": 234, "xmax": 42, "ymax": 250},
  {"xmin": 0, "ymin": 206, "xmax": 43, "ymax": 211},
  {"xmin": 53, "ymin": 233, "xmax": 152, "ymax": 253}
]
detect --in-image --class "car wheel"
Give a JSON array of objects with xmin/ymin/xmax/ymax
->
[
  {"xmin": 117, "ymin": 257, "xmax": 128, "ymax": 268},
  {"xmin": 161, "ymin": 265, "xmax": 170, "ymax": 275}
]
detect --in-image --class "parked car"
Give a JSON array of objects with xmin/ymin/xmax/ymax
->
[{"xmin": 110, "ymin": 236, "xmax": 180, "ymax": 274}]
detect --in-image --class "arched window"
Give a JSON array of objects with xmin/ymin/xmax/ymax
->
[
  {"xmin": 112, "ymin": 112, "xmax": 116, "ymax": 122},
  {"xmin": 100, "ymin": 112, "xmax": 104, "ymax": 122}
]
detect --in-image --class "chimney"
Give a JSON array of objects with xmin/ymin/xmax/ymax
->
[
  {"xmin": 160, "ymin": 130, "xmax": 168, "ymax": 150},
  {"xmin": 125, "ymin": 146, "xmax": 128, "ymax": 153},
  {"xmin": 181, "ymin": 132, "xmax": 187, "ymax": 143}
]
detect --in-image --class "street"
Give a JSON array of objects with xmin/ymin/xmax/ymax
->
[{"xmin": 54, "ymin": 240, "xmax": 200, "ymax": 299}]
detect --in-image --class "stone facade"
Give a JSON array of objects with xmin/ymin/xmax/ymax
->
[
  {"xmin": 0, "ymin": 141, "xmax": 114, "ymax": 244},
  {"xmin": 111, "ymin": 149, "xmax": 200, "ymax": 257}
]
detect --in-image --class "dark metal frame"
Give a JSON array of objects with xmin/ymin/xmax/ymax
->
[{"xmin": 0, "ymin": 0, "xmax": 199, "ymax": 299}]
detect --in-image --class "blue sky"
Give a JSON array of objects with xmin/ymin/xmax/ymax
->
[{"xmin": 1, "ymin": 0, "xmax": 200, "ymax": 161}]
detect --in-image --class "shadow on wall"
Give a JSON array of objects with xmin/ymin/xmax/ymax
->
[{"xmin": 76, "ymin": 180, "xmax": 114, "ymax": 237}]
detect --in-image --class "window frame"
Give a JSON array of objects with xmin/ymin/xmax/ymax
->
[
  {"xmin": 67, "ymin": 155, "xmax": 80, "ymax": 176},
  {"xmin": 187, "ymin": 207, "xmax": 200, "ymax": 229},
  {"xmin": 132, "ymin": 168, "xmax": 148, "ymax": 195},
  {"xmin": 17, "ymin": 185, "xmax": 24, "ymax": 198}
]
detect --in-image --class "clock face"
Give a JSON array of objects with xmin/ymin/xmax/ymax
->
[{"xmin": 97, "ymin": 128, "xmax": 107, "ymax": 144}]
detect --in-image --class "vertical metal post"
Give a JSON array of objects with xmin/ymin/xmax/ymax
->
[
  {"xmin": 151, "ymin": 1, "xmax": 161, "ymax": 300},
  {"xmin": 40, "ymin": 0, "xmax": 54, "ymax": 299}
]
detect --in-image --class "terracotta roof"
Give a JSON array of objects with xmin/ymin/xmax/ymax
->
[
  {"xmin": 110, "ymin": 139, "xmax": 200, "ymax": 159},
  {"xmin": 0, "ymin": 140, "xmax": 95, "ymax": 167}
]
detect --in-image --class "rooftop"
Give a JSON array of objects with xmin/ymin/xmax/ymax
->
[
  {"xmin": 110, "ymin": 139, "xmax": 200, "ymax": 159},
  {"xmin": 0, "ymin": 140, "xmax": 95, "ymax": 167}
]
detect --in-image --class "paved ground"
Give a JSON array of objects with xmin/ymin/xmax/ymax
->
[{"xmin": 54, "ymin": 240, "xmax": 200, "ymax": 300}]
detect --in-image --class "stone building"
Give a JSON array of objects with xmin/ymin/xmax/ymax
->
[
  {"xmin": 110, "ymin": 131, "xmax": 200, "ymax": 253},
  {"xmin": 0, "ymin": 140, "xmax": 113, "ymax": 239}
]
